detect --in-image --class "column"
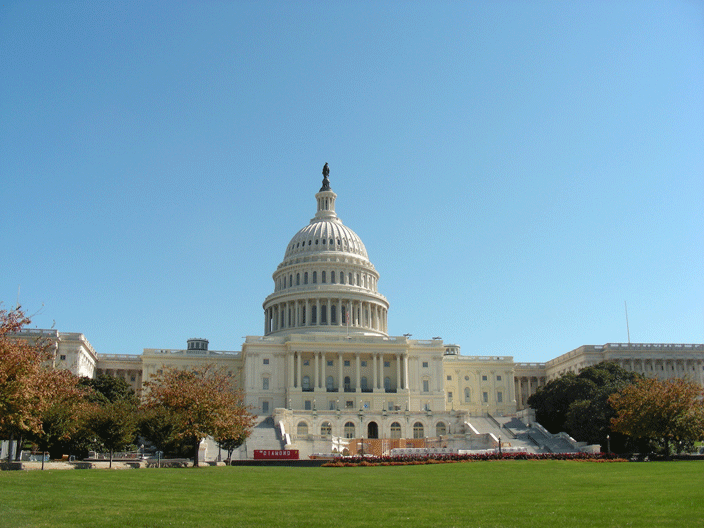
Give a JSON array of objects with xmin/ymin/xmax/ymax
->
[
  {"xmin": 315, "ymin": 299, "xmax": 320, "ymax": 325},
  {"xmin": 338, "ymin": 353, "xmax": 343, "ymax": 393},
  {"xmin": 296, "ymin": 352, "xmax": 301, "ymax": 389},
  {"xmin": 288, "ymin": 353, "xmax": 294, "ymax": 390},
  {"xmin": 356, "ymin": 354, "xmax": 361, "ymax": 391},
  {"xmin": 314, "ymin": 351, "xmax": 319, "ymax": 390},
  {"xmin": 373, "ymin": 354, "xmax": 378, "ymax": 390},
  {"xmin": 396, "ymin": 354, "xmax": 401, "ymax": 391}
]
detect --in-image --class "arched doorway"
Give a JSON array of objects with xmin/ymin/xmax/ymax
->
[{"xmin": 367, "ymin": 421, "xmax": 379, "ymax": 439}]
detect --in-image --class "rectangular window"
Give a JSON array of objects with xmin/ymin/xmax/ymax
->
[
  {"xmin": 327, "ymin": 360, "xmax": 333, "ymax": 366},
  {"xmin": 262, "ymin": 401, "xmax": 269, "ymax": 413},
  {"xmin": 361, "ymin": 360, "xmax": 367, "ymax": 367},
  {"xmin": 497, "ymin": 391, "xmax": 503, "ymax": 403},
  {"xmin": 59, "ymin": 354, "xmax": 67, "ymax": 361},
  {"xmin": 303, "ymin": 360, "xmax": 310, "ymax": 366},
  {"xmin": 344, "ymin": 360, "xmax": 350, "ymax": 367},
  {"xmin": 346, "ymin": 400, "xmax": 354, "ymax": 409},
  {"xmin": 482, "ymin": 375, "xmax": 487, "ymax": 381},
  {"xmin": 496, "ymin": 375, "xmax": 502, "ymax": 381},
  {"xmin": 447, "ymin": 375, "xmax": 452, "ymax": 381},
  {"xmin": 262, "ymin": 377, "xmax": 269, "ymax": 390},
  {"xmin": 304, "ymin": 400, "xmax": 312, "ymax": 410},
  {"xmin": 483, "ymin": 392, "xmax": 489, "ymax": 403},
  {"xmin": 384, "ymin": 361, "xmax": 390, "ymax": 368},
  {"xmin": 423, "ymin": 380, "xmax": 429, "ymax": 392},
  {"xmin": 422, "ymin": 362, "xmax": 429, "ymax": 368},
  {"xmin": 448, "ymin": 391, "xmax": 453, "ymax": 402},
  {"xmin": 329, "ymin": 400, "xmax": 335, "ymax": 410},
  {"xmin": 263, "ymin": 358, "xmax": 269, "ymax": 365}
]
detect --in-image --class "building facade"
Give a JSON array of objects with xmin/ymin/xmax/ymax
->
[{"xmin": 13, "ymin": 169, "xmax": 704, "ymax": 456}]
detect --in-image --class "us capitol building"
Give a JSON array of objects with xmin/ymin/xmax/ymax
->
[{"xmin": 17, "ymin": 166, "xmax": 704, "ymax": 456}]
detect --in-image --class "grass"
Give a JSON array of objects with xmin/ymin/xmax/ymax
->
[{"xmin": 1, "ymin": 461, "xmax": 703, "ymax": 527}]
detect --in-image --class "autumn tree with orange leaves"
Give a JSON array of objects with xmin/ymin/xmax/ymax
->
[
  {"xmin": 144, "ymin": 365, "xmax": 254, "ymax": 466},
  {"xmin": 0, "ymin": 305, "xmax": 91, "ymax": 465},
  {"xmin": 609, "ymin": 377, "xmax": 704, "ymax": 457}
]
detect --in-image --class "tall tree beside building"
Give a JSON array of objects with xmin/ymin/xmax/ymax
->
[
  {"xmin": 527, "ymin": 361, "xmax": 642, "ymax": 450},
  {"xmin": 144, "ymin": 365, "xmax": 254, "ymax": 466},
  {"xmin": 609, "ymin": 377, "xmax": 704, "ymax": 457}
]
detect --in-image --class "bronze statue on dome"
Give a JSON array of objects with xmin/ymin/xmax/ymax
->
[{"xmin": 321, "ymin": 162, "xmax": 331, "ymax": 191}]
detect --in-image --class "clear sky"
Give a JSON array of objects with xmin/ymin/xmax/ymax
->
[{"xmin": 1, "ymin": 1, "xmax": 702, "ymax": 363}]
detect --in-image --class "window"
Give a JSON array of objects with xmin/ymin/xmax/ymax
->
[
  {"xmin": 464, "ymin": 388, "xmax": 471, "ymax": 402},
  {"xmin": 436, "ymin": 422, "xmax": 446, "ymax": 436},
  {"xmin": 263, "ymin": 358, "xmax": 269, "ymax": 365},
  {"xmin": 311, "ymin": 306, "xmax": 317, "ymax": 324},
  {"xmin": 384, "ymin": 361, "xmax": 390, "ymax": 368},
  {"xmin": 327, "ymin": 360, "xmax": 333, "ymax": 366},
  {"xmin": 413, "ymin": 422, "xmax": 424, "ymax": 439},
  {"xmin": 302, "ymin": 376, "xmax": 310, "ymax": 390},
  {"xmin": 483, "ymin": 391, "xmax": 489, "ymax": 403},
  {"xmin": 297, "ymin": 422, "xmax": 308, "ymax": 436},
  {"xmin": 465, "ymin": 375, "xmax": 469, "ymax": 381},
  {"xmin": 262, "ymin": 377, "xmax": 269, "ymax": 390},
  {"xmin": 130, "ymin": 375, "xmax": 136, "ymax": 382},
  {"xmin": 304, "ymin": 400, "xmax": 312, "ymax": 410},
  {"xmin": 423, "ymin": 380, "xmax": 429, "ymax": 392},
  {"xmin": 344, "ymin": 422, "xmax": 355, "ymax": 439},
  {"xmin": 384, "ymin": 377, "xmax": 391, "ymax": 390},
  {"xmin": 390, "ymin": 422, "xmax": 402, "ymax": 439},
  {"xmin": 496, "ymin": 375, "xmax": 502, "ymax": 381},
  {"xmin": 262, "ymin": 401, "xmax": 269, "ymax": 413},
  {"xmin": 296, "ymin": 273, "xmax": 300, "ymax": 285},
  {"xmin": 329, "ymin": 400, "xmax": 335, "ymax": 410},
  {"xmin": 361, "ymin": 360, "xmax": 367, "ymax": 367},
  {"xmin": 482, "ymin": 375, "xmax": 487, "ymax": 381},
  {"xmin": 312, "ymin": 271, "xmax": 317, "ymax": 283},
  {"xmin": 344, "ymin": 376, "xmax": 351, "ymax": 392},
  {"xmin": 331, "ymin": 305, "xmax": 336, "ymax": 323},
  {"xmin": 321, "ymin": 271, "xmax": 326, "ymax": 283},
  {"xmin": 326, "ymin": 376, "xmax": 334, "ymax": 391},
  {"xmin": 447, "ymin": 375, "xmax": 452, "ymax": 381},
  {"xmin": 422, "ymin": 362, "xmax": 429, "ymax": 368},
  {"xmin": 345, "ymin": 400, "xmax": 354, "ymax": 409},
  {"xmin": 497, "ymin": 391, "xmax": 503, "ymax": 403},
  {"xmin": 59, "ymin": 354, "xmax": 66, "ymax": 361},
  {"xmin": 361, "ymin": 377, "xmax": 368, "ymax": 391},
  {"xmin": 447, "ymin": 391, "xmax": 453, "ymax": 402},
  {"xmin": 320, "ymin": 422, "xmax": 332, "ymax": 436},
  {"xmin": 304, "ymin": 272, "xmax": 308, "ymax": 284},
  {"xmin": 344, "ymin": 360, "xmax": 351, "ymax": 367},
  {"xmin": 331, "ymin": 272, "xmax": 335, "ymax": 284},
  {"xmin": 303, "ymin": 360, "xmax": 310, "ymax": 366}
]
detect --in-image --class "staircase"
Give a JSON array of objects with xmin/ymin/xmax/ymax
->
[{"xmin": 243, "ymin": 416, "xmax": 285, "ymax": 456}]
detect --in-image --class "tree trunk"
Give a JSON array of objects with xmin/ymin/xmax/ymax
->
[
  {"xmin": 41, "ymin": 451, "xmax": 45, "ymax": 471},
  {"xmin": 6, "ymin": 432, "xmax": 14, "ymax": 465},
  {"xmin": 193, "ymin": 437, "xmax": 199, "ymax": 467},
  {"xmin": 109, "ymin": 449, "xmax": 113, "ymax": 469}
]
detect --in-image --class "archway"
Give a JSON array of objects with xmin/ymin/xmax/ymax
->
[{"xmin": 367, "ymin": 421, "xmax": 379, "ymax": 439}]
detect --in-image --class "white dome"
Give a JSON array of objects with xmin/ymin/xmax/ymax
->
[{"xmin": 283, "ymin": 217, "xmax": 368, "ymax": 261}]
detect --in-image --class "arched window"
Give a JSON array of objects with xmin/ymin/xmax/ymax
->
[
  {"xmin": 321, "ymin": 305, "xmax": 327, "ymax": 324},
  {"xmin": 384, "ymin": 377, "xmax": 391, "ymax": 391},
  {"xmin": 348, "ymin": 273, "xmax": 352, "ymax": 285},
  {"xmin": 311, "ymin": 306, "xmax": 317, "ymax": 324},
  {"xmin": 344, "ymin": 422, "xmax": 355, "ymax": 439},
  {"xmin": 312, "ymin": 271, "xmax": 317, "ymax": 283},
  {"xmin": 339, "ymin": 271, "xmax": 344, "ymax": 283},
  {"xmin": 464, "ymin": 388, "xmax": 471, "ymax": 402},
  {"xmin": 331, "ymin": 305, "xmax": 337, "ymax": 324},
  {"xmin": 304, "ymin": 272, "xmax": 308, "ymax": 284},
  {"xmin": 297, "ymin": 422, "xmax": 308, "ymax": 436},
  {"xmin": 331, "ymin": 271, "xmax": 336, "ymax": 284},
  {"xmin": 341, "ymin": 305, "xmax": 346, "ymax": 324},
  {"xmin": 436, "ymin": 422, "xmax": 446, "ymax": 437},
  {"xmin": 390, "ymin": 422, "xmax": 402, "ymax": 439},
  {"xmin": 413, "ymin": 422, "xmax": 424, "ymax": 439},
  {"xmin": 344, "ymin": 376, "xmax": 351, "ymax": 392},
  {"xmin": 326, "ymin": 376, "xmax": 334, "ymax": 391},
  {"xmin": 361, "ymin": 377, "xmax": 368, "ymax": 391},
  {"xmin": 296, "ymin": 273, "xmax": 300, "ymax": 286},
  {"xmin": 320, "ymin": 422, "xmax": 332, "ymax": 436},
  {"xmin": 321, "ymin": 271, "xmax": 326, "ymax": 283},
  {"xmin": 302, "ymin": 375, "xmax": 310, "ymax": 391},
  {"xmin": 289, "ymin": 274, "xmax": 292, "ymax": 287}
]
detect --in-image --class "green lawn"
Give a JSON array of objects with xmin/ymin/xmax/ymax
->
[{"xmin": 1, "ymin": 461, "xmax": 703, "ymax": 527}]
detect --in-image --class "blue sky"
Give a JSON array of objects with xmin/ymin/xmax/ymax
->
[{"xmin": 1, "ymin": 1, "xmax": 702, "ymax": 363}]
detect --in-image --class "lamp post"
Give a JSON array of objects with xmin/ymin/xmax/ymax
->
[{"xmin": 607, "ymin": 435, "xmax": 611, "ymax": 454}]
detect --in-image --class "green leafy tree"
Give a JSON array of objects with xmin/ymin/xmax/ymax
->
[
  {"xmin": 144, "ymin": 365, "xmax": 254, "ymax": 466},
  {"xmin": 92, "ymin": 400, "xmax": 138, "ymax": 468},
  {"xmin": 528, "ymin": 361, "xmax": 641, "ymax": 450},
  {"xmin": 79, "ymin": 374, "xmax": 138, "ymax": 406},
  {"xmin": 610, "ymin": 377, "xmax": 704, "ymax": 458},
  {"xmin": 138, "ymin": 406, "xmax": 181, "ymax": 457}
]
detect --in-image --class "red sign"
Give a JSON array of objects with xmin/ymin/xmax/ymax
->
[{"xmin": 253, "ymin": 449, "xmax": 299, "ymax": 460}]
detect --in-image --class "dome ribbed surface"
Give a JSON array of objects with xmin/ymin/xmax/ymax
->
[{"xmin": 283, "ymin": 219, "xmax": 369, "ymax": 260}]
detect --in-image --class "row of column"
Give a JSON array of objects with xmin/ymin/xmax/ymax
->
[
  {"xmin": 614, "ymin": 357, "xmax": 704, "ymax": 383},
  {"xmin": 515, "ymin": 376, "xmax": 545, "ymax": 409},
  {"xmin": 265, "ymin": 298, "xmax": 387, "ymax": 334},
  {"xmin": 287, "ymin": 351, "xmax": 408, "ymax": 392}
]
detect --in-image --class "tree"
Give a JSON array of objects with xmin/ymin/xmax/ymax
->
[
  {"xmin": 79, "ymin": 374, "xmax": 138, "ymax": 406},
  {"xmin": 528, "ymin": 361, "xmax": 641, "ymax": 450},
  {"xmin": 0, "ymin": 306, "xmax": 58, "ymax": 463},
  {"xmin": 138, "ymin": 406, "xmax": 181, "ymax": 458},
  {"xmin": 144, "ymin": 365, "xmax": 254, "ymax": 466},
  {"xmin": 609, "ymin": 377, "xmax": 704, "ymax": 458},
  {"xmin": 92, "ymin": 400, "xmax": 138, "ymax": 468}
]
